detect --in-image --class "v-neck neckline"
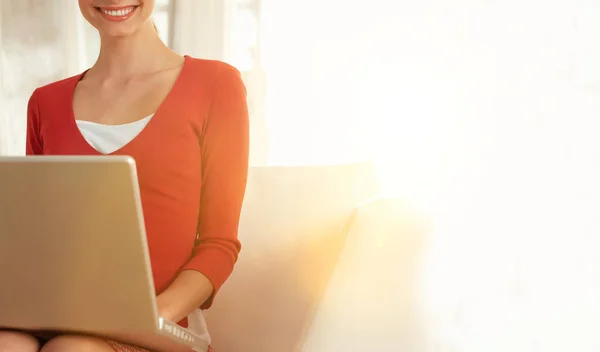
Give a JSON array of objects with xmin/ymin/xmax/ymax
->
[{"xmin": 67, "ymin": 55, "xmax": 190, "ymax": 156}]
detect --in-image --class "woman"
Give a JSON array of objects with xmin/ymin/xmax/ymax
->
[{"xmin": 0, "ymin": 0, "xmax": 249, "ymax": 351}]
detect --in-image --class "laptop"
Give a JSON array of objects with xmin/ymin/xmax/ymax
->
[{"xmin": 0, "ymin": 156, "xmax": 209, "ymax": 352}]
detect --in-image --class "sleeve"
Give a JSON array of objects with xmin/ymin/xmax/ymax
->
[
  {"xmin": 181, "ymin": 64, "xmax": 250, "ymax": 309},
  {"xmin": 26, "ymin": 89, "xmax": 43, "ymax": 155}
]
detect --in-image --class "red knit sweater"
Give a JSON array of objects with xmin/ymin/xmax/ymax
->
[{"xmin": 26, "ymin": 56, "xmax": 249, "ymax": 312}]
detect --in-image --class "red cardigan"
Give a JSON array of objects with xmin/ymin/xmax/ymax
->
[{"xmin": 26, "ymin": 56, "xmax": 249, "ymax": 311}]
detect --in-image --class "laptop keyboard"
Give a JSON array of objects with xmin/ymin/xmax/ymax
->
[{"xmin": 163, "ymin": 322, "xmax": 195, "ymax": 343}]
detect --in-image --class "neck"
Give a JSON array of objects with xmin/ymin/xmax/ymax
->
[{"xmin": 94, "ymin": 23, "xmax": 174, "ymax": 79}]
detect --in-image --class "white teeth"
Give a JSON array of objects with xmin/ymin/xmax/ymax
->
[{"xmin": 102, "ymin": 7, "xmax": 134, "ymax": 17}]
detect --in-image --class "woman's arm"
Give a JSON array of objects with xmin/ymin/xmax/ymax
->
[
  {"xmin": 157, "ymin": 63, "xmax": 250, "ymax": 322},
  {"xmin": 26, "ymin": 89, "xmax": 43, "ymax": 155},
  {"xmin": 156, "ymin": 270, "xmax": 213, "ymax": 322}
]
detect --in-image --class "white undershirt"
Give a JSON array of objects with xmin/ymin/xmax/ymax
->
[
  {"xmin": 76, "ymin": 114, "xmax": 154, "ymax": 154},
  {"xmin": 75, "ymin": 115, "xmax": 212, "ymax": 345}
]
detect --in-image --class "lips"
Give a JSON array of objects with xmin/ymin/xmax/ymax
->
[{"xmin": 95, "ymin": 5, "xmax": 139, "ymax": 22}]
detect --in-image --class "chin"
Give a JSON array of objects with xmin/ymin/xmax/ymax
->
[
  {"xmin": 79, "ymin": 1, "xmax": 155, "ymax": 37},
  {"xmin": 100, "ymin": 24, "xmax": 141, "ymax": 38}
]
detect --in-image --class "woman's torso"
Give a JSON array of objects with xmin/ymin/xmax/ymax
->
[{"xmin": 28, "ymin": 56, "xmax": 223, "ymax": 332}]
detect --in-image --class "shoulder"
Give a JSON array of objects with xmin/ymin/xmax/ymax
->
[
  {"xmin": 183, "ymin": 56, "xmax": 244, "ymax": 89},
  {"xmin": 30, "ymin": 73, "xmax": 82, "ymax": 107},
  {"xmin": 184, "ymin": 56, "xmax": 241, "ymax": 76}
]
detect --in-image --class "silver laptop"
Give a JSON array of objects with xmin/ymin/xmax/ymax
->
[{"xmin": 0, "ymin": 156, "xmax": 209, "ymax": 352}]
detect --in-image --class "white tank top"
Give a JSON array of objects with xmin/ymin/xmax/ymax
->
[
  {"xmin": 76, "ymin": 115, "xmax": 154, "ymax": 154},
  {"xmin": 75, "ymin": 115, "xmax": 212, "ymax": 345}
]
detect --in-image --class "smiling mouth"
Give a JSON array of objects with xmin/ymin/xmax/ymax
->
[{"xmin": 95, "ymin": 5, "xmax": 139, "ymax": 21}]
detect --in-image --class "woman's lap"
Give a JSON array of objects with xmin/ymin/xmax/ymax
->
[
  {"xmin": 0, "ymin": 331, "xmax": 215, "ymax": 352},
  {"xmin": 0, "ymin": 330, "xmax": 39, "ymax": 351},
  {"xmin": 105, "ymin": 340, "xmax": 151, "ymax": 352}
]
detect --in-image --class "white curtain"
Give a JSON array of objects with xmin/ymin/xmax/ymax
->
[
  {"xmin": 0, "ymin": 0, "xmax": 84, "ymax": 156},
  {"xmin": 171, "ymin": 0, "xmax": 229, "ymax": 60}
]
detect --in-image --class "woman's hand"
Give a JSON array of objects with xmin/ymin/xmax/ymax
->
[{"xmin": 156, "ymin": 270, "xmax": 214, "ymax": 323}]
